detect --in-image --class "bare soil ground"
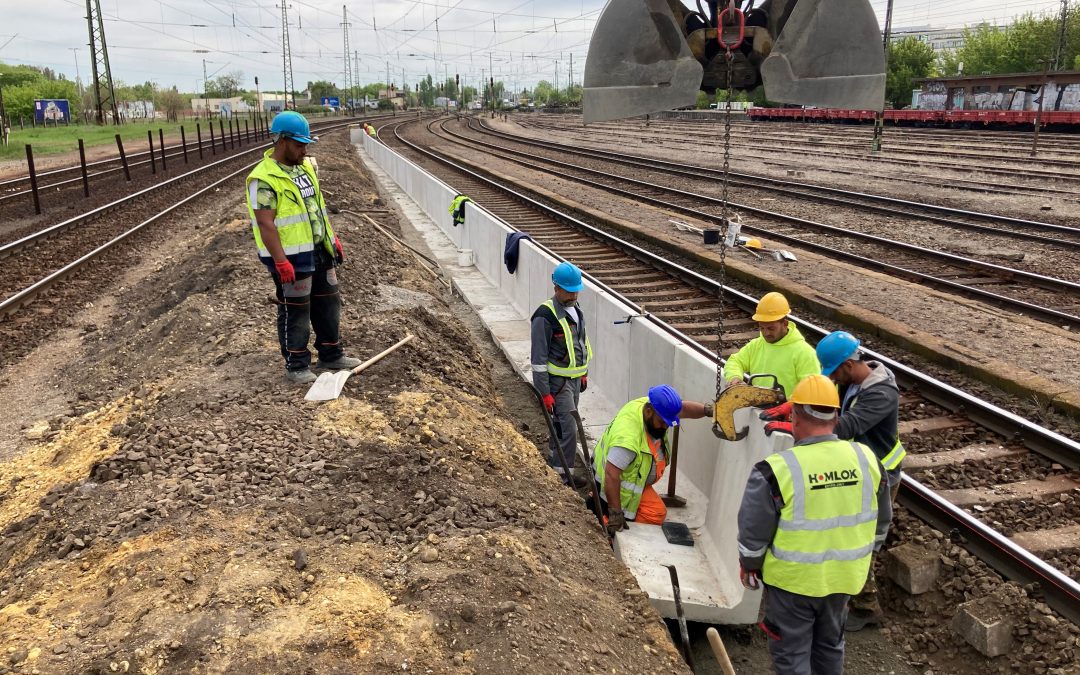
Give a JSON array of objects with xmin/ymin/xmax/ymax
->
[{"xmin": 0, "ymin": 131, "xmax": 685, "ymax": 673}]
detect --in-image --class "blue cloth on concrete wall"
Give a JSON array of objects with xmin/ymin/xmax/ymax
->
[{"xmin": 504, "ymin": 232, "xmax": 533, "ymax": 274}]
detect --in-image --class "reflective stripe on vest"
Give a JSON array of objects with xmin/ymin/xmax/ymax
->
[
  {"xmin": 881, "ymin": 438, "xmax": 906, "ymax": 471},
  {"xmin": 592, "ymin": 398, "xmax": 663, "ymax": 520},
  {"xmin": 762, "ymin": 440, "xmax": 881, "ymax": 597},
  {"xmin": 541, "ymin": 300, "xmax": 592, "ymax": 378}
]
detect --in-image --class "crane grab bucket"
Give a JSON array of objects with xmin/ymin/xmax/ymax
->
[{"xmin": 583, "ymin": 0, "xmax": 886, "ymax": 123}]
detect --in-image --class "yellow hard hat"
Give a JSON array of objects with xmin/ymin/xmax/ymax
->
[
  {"xmin": 752, "ymin": 291, "xmax": 790, "ymax": 322},
  {"xmin": 789, "ymin": 375, "xmax": 840, "ymax": 409},
  {"xmin": 744, "ymin": 238, "xmax": 763, "ymax": 249}
]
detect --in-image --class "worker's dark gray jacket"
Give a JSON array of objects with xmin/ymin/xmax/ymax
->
[
  {"xmin": 530, "ymin": 297, "xmax": 589, "ymax": 396},
  {"xmin": 737, "ymin": 433, "xmax": 892, "ymax": 573},
  {"xmin": 835, "ymin": 361, "xmax": 902, "ymax": 471}
]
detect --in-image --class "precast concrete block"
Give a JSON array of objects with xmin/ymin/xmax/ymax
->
[
  {"xmin": 951, "ymin": 596, "xmax": 1014, "ymax": 657},
  {"xmin": 885, "ymin": 543, "xmax": 940, "ymax": 595}
]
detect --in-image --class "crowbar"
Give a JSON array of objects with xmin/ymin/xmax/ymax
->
[{"xmin": 305, "ymin": 334, "xmax": 415, "ymax": 401}]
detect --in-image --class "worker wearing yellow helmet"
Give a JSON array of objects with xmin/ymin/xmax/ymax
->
[
  {"xmin": 723, "ymin": 291, "xmax": 820, "ymax": 405},
  {"xmin": 737, "ymin": 374, "xmax": 891, "ymax": 675}
]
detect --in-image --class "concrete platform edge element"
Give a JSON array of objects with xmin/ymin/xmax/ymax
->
[{"xmin": 354, "ymin": 133, "xmax": 765, "ymax": 624}]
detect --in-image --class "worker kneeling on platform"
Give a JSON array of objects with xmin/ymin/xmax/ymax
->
[
  {"xmin": 724, "ymin": 292, "xmax": 820, "ymax": 403},
  {"xmin": 737, "ymin": 374, "xmax": 891, "ymax": 675},
  {"xmin": 593, "ymin": 385, "xmax": 713, "ymax": 536}
]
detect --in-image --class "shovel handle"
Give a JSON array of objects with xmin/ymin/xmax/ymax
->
[
  {"xmin": 351, "ymin": 334, "xmax": 415, "ymax": 375},
  {"xmin": 706, "ymin": 627, "xmax": 737, "ymax": 675}
]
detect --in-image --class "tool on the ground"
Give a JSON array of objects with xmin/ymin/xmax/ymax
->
[
  {"xmin": 706, "ymin": 627, "xmax": 737, "ymax": 675},
  {"xmin": 664, "ymin": 564, "xmax": 696, "ymax": 671},
  {"xmin": 662, "ymin": 521, "xmax": 694, "ymax": 546},
  {"xmin": 662, "ymin": 425, "xmax": 687, "ymax": 508},
  {"xmin": 713, "ymin": 374, "xmax": 785, "ymax": 440},
  {"xmin": 570, "ymin": 410, "xmax": 606, "ymax": 527},
  {"xmin": 529, "ymin": 386, "xmax": 578, "ymax": 494},
  {"xmin": 305, "ymin": 334, "xmax": 415, "ymax": 401}
]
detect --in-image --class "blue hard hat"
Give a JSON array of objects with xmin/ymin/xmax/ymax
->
[
  {"xmin": 270, "ymin": 111, "xmax": 315, "ymax": 144},
  {"xmin": 552, "ymin": 262, "xmax": 584, "ymax": 292},
  {"xmin": 817, "ymin": 331, "xmax": 861, "ymax": 376},
  {"xmin": 647, "ymin": 385, "xmax": 683, "ymax": 427}
]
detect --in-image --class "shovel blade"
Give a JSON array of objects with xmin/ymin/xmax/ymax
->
[
  {"xmin": 583, "ymin": 0, "xmax": 703, "ymax": 123},
  {"xmin": 304, "ymin": 370, "xmax": 353, "ymax": 402},
  {"xmin": 762, "ymin": 0, "xmax": 886, "ymax": 110}
]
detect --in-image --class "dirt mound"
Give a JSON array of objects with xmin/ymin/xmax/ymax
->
[{"xmin": 0, "ymin": 131, "xmax": 685, "ymax": 673}]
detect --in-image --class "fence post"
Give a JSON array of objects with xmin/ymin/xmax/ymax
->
[
  {"xmin": 115, "ymin": 134, "xmax": 131, "ymax": 181},
  {"xmin": 196, "ymin": 123, "xmax": 204, "ymax": 159},
  {"xmin": 209, "ymin": 123, "xmax": 216, "ymax": 156},
  {"xmin": 25, "ymin": 144, "xmax": 41, "ymax": 215},
  {"xmin": 78, "ymin": 139, "xmax": 90, "ymax": 198},
  {"xmin": 180, "ymin": 126, "xmax": 188, "ymax": 163},
  {"xmin": 219, "ymin": 118, "xmax": 227, "ymax": 151},
  {"xmin": 245, "ymin": 119, "xmax": 250, "ymax": 143},
  {"xmin": 158, "ymin": 128, "xmax": 167, "ymax": 171},
  {"xmin": 147, "ymin": 130, "xmax": 157, "ymax": 174}
]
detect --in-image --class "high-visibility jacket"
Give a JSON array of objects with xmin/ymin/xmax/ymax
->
[
  {"xmin": 722, "ymin": 322, "xmax": 820, "ymax": 398},
  {"xmin": 593, "ymin": 398, "xmax": 669, "ymax": 520},
  {"xmin": 534, "ymin": 299, "xmax": 592, "ymax": 378},
  {"xmin": 837, "ymin": 361, "xmax": 906, "ymax": 471},
  {"xmin": 762, "ymin": 439, "xmax": 881, "ymax": 597},
  {"xmin": 245, "ymin": 150, "xmax": 336, "ymax": 273},
  {"xmin": 449, "ymin": 194, "xmax": 472, "ymax": 226}
]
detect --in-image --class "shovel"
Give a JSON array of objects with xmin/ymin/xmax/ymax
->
[{"xmin": 304, "ymin": 334, "xmax": 415, "ymax": 401}]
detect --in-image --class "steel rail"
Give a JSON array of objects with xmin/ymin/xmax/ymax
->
[
  {"xmin": 388, "ymin": 117, "xmax": 1080, "ymax": 625},
  {"xmin": 477, "ymin": 119, "xmax": 1080, "ymax": 243},
  {"xmin": 434, "ymin": 120, "xmax": 1080, "ymax": 328}
]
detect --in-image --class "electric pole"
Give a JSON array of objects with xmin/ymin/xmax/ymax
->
[
  {"xmin": 870, "ymin": 0, "xmax": 895, "ymax": 153},
  {"xmin": 203, "ymin": 58, "xmax": 209, "ymax": 118},
  {"xmin": 1055, "ymin": 0, "xmax": 1070, "ymax": 70},
  {"xmin": 281, "ymin": 0, "xmax": 295, "ymax": 110},
  {"xmin": 569, "ymin": 53, "xmax": 574, "ymax": 103},
  {"xmin": 341, "ymin": 5, "xmax": 353, "ymax": 112},
  {"xmin": 85, "ymin": 0, "xmax": 119, "ymax": 125}
]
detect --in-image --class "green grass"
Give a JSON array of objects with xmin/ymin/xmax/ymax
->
[{"xmin": 0, "ymin": 119, "xmax": 257, "ymax": 162}]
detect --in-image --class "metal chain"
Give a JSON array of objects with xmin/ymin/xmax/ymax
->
[{"xmin": 714, "ymin": 32, "xmax": 735, "ymax": 406}]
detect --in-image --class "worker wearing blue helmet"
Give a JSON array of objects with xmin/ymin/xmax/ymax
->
[
  {"xmin": 245, "ymin": 111, "xmax": 360, "ymax": 384},
  {"xmin": 817, "ymin": 330, "xmax": 905, "ymax": 632},
  {"xmin": 593, "ymin": 385, "xmax": 714, "ymax": 536},
  {"xmin": 531, "ymin": 262, "xmax": 593, "ymax": 485}
]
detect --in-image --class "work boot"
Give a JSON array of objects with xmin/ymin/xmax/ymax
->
[
  {"xmin": 285, "ymin": 368, "xmax": 317, "ymax": 384},
  {"xmin": 315, "ymin": 355, "xmax": 362, "ymax": 370},
  {"xmin": 845, "ymin": 608, "xmax": 883, "ymax": 632}
]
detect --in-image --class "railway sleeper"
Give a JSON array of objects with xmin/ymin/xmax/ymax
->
[{"xmin": 937, "ymin": 473, "xmax": 1078, "ymax": 507}]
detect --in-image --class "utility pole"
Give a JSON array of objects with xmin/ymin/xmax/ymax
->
[
  {"xmin": 870, "ymin": 0, "xmax": 895, "ymax": 153},
  {"xmin": 281, "ymin": 0, "xmax": 295, "ymax": 110},
  {"xmin": 70, "ymin": 48, "xmax": 83, "ymax": 99},
  {"xmin": 354, "ymin": 51, "xmax": 361, "ymax": 110},
  {"xmin": 203, "ymin": 58, "xmax": 209, "ymax": 118},
  {"xmin": 385, "ymin": 61, "xmax": 390, "ymax": 104},
  {"xmin": 1031, "ymin": 58, "xmax": 1051, "ymax": 157},
  {"xmin": 341, "ymin": 5, "xmax": 352, "ymax": 112},
  {"xmin": 1055, "ymin": 0, "xmax": 1070, "ymax": 70},
  {"xmin": 569, "ymin": 52, "xmax": 574, "ymax": 104},
  {"xmin": 85, "ymin": 0, "xmax": 119, "ymax": 125}
]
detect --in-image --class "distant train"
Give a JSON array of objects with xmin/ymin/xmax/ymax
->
[{"xmin": 747, "ymin": 106, "xmax": 1080, "ymax": 130}]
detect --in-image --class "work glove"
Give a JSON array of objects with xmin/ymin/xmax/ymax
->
[
  {"xmin": 739, "ymin": 564, "xmax": 762, "ymax": 590},
  {"xmin": 764, "ymin": 421, "xmax": 793, "ymax": 436},
  {"xmin": 580, "ymin": 376, "xmax": 588, "ymax": 392},
  {"xmin": 333, "ymin": 236, "xmax": 345, "ymax": 264},
  {"xmin": 606, "ymin": 510, "xmax": 628, "ymax": 538},
  {"xmin": 760, "ymin": 401, "xmax": 793, "ymax": 422},
  {"xmin": 542, "ymin": 394, "xmax": 556, "ymax": 414},
  {"xmin": 274, "ymin": 259, "xmax": 296, "ymax": 284}
]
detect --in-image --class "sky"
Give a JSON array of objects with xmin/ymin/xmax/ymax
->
[{"xmin": 0, "ymin": 0, "xmax": 1069, "ymax": 95}]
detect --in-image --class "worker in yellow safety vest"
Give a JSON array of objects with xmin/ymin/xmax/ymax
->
[
  {"xmin": 724, "ymin": 291, "xmax": 820, "ymax": 402},
  {"xmin": 593, "ymin": 385, "xmax": 713, "ymax": 534},
  {"xmin": 737, "ymin": 374, "xmax": 891, "ymax": 675},
  {"xmin": 817, "ymin": 330, "xmax": 906, "ymax": 631},
  {"xmin": 246, "ymin": 111, "xmax": 361, "ymax": 384}
]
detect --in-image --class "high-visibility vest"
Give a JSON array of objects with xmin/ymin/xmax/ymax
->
[
  {"xmin": 848, "ymin": 390, "xmax": 907, "ymax": 471},
  {"xmin": 593, "ymin": 398, "xmax": 668, "ymax": 520},
  {"xmin": 539, "ymin": 299, "xmax": 592, "ymax": 378},
  {"xmin": 762, "ymin": 439, "xmax": 881, "ymax": 597},
  {"xmin": 449, "ymin": 194, "xmax": 472, "ymax": 226},
  {"xmin": 245, "ymin": 150, "xmax": 336, "ymax": 273}
]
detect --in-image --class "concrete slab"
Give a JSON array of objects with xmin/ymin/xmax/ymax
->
[
  {"xmin": 903, "ymin": 443, "xmax": 1026, "ymax": 470},
  {"xmin": 1009, "ymin": 523, "xmax": 1080, "ymax": 553},
  {"xmin": 939, "ymin": 474, "xmax": 1078, "ymax": 506}
]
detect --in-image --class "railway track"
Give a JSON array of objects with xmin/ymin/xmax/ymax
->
[
  {"xmin": 430, "ymin": 116, "xmax": 1080, "ymax": 328},
  {"xmin": 378, "ymin": 115, "xmax": 1080, "ymax": 625}
]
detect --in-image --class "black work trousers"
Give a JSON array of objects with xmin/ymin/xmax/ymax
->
[{"xmin": 272, "ymin": 248, "xmax": 343, "ymax": 371}]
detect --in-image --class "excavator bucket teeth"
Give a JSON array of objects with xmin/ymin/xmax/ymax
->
[
  {"xmin": 761, "ymin": 0, "xmax": 886, "ymax": 110},
  {"xmin": 583, "ymin": 0, "xmax": 703, "ymax": 123}
]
